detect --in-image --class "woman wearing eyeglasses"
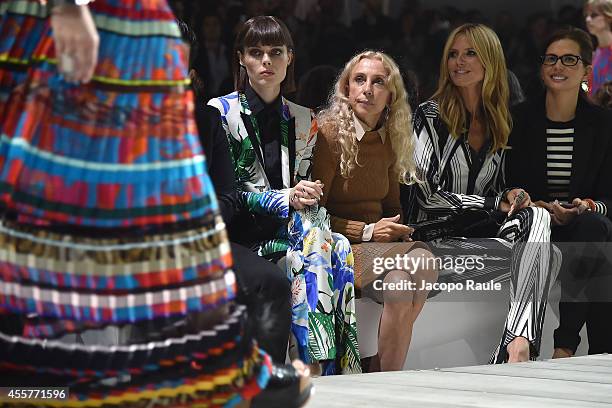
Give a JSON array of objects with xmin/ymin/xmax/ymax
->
[
  {"xmin": 508, "ymin": 27, "xmax": 612, "ymax": 358},
  {"xmin": 584, "ymin": 0, "xmax": 612, "ymax": 96}
]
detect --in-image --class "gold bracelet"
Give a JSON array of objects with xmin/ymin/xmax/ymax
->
[{"xmin": 583, "ymin": 198, "xmax": 596, "ymax": 212}]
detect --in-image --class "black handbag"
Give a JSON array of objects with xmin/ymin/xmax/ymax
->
[{"xmin": 408, "ymin": 208, "xmax": 503, "ymax": 241}]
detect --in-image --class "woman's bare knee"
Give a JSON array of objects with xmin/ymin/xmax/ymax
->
[
  {"xmin": 382, "ymin": 269, "xmax": 415, "ymax": 303},
  {"xmin": 405, "ymin": 248, "xmax": 439, "ymax": 283}
]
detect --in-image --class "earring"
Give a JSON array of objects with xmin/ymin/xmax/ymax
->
[
  {"xmin": 382, "ymin": 105, "xmax": 390, "ymax": 123},
  {"xmin": 581, "ymin": 80, "xmax": 590, "ymax": 93}
]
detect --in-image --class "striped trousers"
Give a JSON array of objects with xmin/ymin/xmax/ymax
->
[{"xmin": 429, "ymin": 207, "xmax": 561, "ymax": 363}]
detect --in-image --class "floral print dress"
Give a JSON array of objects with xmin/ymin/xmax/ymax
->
[{"xmin": 208, "ymin": 92, "xmax": 361, "ymax": 375}]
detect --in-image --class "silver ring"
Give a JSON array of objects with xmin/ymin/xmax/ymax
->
[{"xmin": 60, "ymin": 53, "xmax": 75, "ymax": 75}]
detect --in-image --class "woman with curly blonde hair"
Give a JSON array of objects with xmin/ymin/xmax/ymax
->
[
  {"xmin": 412, "ymin": 23, "xmax": 560, "ymax": 363},
  {"xmin": 313, "ymin": 50, "xmax": 438, "ymax": 372},
  {"xmin": 317, "ymin": 51, "xmax": 419, "ymax": 183}
]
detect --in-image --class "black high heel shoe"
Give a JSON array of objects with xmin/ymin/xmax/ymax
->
[{"xmin": 251, "ymin": 363, "xmax": 314, "ymax": 408}]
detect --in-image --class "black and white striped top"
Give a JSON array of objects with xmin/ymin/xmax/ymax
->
[
  {"xmin": 595, "ymin": 199, "xmax": 608, "ymax": 215},
  {"xmin": 546, "ymin": 120, "xmax": 574, "ymax": 202},
  {"xmin": 545, "ymin": 120, "xmax": 608, "ymax": 216},
  {"xmin": 411, "ymin": 101, "xmax": 505, "ymax": 222}
]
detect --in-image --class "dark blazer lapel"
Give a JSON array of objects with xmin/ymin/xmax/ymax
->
[
  {"xmin": 518, "ymin": 99, "xmax": 549, "ymax": 200},
  {"xmin": 240, "ymin": 111, "xmax": 265, "ymax": 168},
  {"xmin": 288, "ymin": 117, "xmax": 296, "ymax": 184},
  {"xmin": 569, "ymin": 99, "xmax": 595, "ymax": 197},
  {"xmin": 529, "ymin": 117, "xmax": 548, "ymax": 199}
]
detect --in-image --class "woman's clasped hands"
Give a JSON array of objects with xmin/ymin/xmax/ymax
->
[
  {"xmin": 289, "ymin": 180, "xmax": 324, "ymax": 210},
  {"xmin": 533, "ymin": 198, "xmax": 590, "ymax": 226}
]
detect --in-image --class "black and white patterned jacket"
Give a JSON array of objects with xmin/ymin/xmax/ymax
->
[{"xmin": 410, "ymin": 100, "xmax": 506, "ymax": 222}]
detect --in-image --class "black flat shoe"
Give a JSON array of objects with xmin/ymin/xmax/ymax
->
[{"xmin": 251, "ymin": 363, "xmax": 314, "ymax": 408}]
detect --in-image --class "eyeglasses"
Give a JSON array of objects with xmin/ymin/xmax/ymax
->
[{"xmin": 540, "ymin": 54, "xmax": 583, "ymax": 66}]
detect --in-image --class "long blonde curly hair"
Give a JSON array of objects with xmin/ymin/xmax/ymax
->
[
  {"xmin": 433, "ymin": 24, "xmax": 511, "ymax": 152},
  {"xmin": 317, "ymin": 50, "xmax": 418, "ymax": 184}
]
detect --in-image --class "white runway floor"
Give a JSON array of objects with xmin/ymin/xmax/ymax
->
[{"xmin": 309, "ymin": 354, "xmax": 612, "ymax": 407}]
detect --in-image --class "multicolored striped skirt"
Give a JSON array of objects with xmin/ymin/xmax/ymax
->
[{"xmin": 0, "ymin": 0, "xmax": 270, "ymax": 406}]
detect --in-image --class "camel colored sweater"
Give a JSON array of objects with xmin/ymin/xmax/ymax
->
[{"xmin": 312, "ymin": 124, "xmax": 402, "ymax": 243}]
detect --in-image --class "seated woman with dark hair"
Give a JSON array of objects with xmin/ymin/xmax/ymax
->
[
  {"xmin": 177, "ymin": 19, "xmax": 311, "ymax": 407},
  {"xmin": 508, "ymin": 27, "xmax": 612, "ymax": 357},
  {"xmin": 313, "ymin": 50, "xmax": 438, "ymax": 372},
  {"xmin": 208, "ymin": 16, "xmax": 361, "ymax": 375}
]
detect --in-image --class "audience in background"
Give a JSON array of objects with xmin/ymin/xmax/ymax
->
[
  {"xmin": 194, "ymin": 13, "xmax": 233, "ymax": 101},
  {"xmin": 169, "ymin": 1, "xmax": 586, "ymax": 105},
  {"xmin": 584, "ymin": 0, "xmax": 612, "ymax": 96},
  {"xmin": 594, "ymin": 79, "xmax": 612, "ymax": 106},
  {"xmin": 295, "ymin": 65, "xmax": 338, "ymax": 112}
]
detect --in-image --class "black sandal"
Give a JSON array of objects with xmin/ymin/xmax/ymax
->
[{"xmin": 251, "ymin": 363, "xmax": 314, "ymax": 408}]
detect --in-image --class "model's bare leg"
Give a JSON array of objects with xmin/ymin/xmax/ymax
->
[{"xmin": 378, "ymin": 249, "xmax": 438, "ymax": 371}]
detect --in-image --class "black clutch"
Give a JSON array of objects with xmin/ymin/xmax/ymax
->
[
  {"xmin": 407, "ymin": 217, "xmax": 456, "ymax": 241},
  {"xmin": 408, "ymin": 209, "xmax": 501, "ymax": 241}
]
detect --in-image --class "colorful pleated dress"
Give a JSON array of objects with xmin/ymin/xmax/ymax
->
[{"xmin": 0, "ymin": 1, "xmax": 271, "ymax": 406}]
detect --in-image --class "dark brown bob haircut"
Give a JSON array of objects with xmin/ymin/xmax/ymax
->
[
  {"xmin": 232, "ymin": 16, "xmax": 296, "ymax": 94},
  {"xmin": 542, "ymin": 26, "xmax": 594, "ymax": 66},
  {"xmin": 541, "ymin": 26, "xmax": 594, "ymax": 97}
]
